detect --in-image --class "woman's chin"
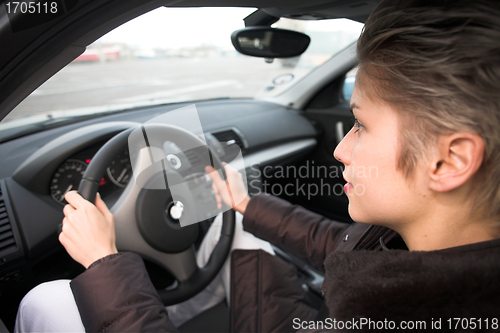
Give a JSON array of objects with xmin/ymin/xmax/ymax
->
[{"xmin": 347, "ymin": 203, "xmax": 362, "ymax": 223}]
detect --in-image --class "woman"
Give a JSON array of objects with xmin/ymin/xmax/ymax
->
[{"xmin": 16, "ymin": 0, "xmax": 500, "ymax": 331}]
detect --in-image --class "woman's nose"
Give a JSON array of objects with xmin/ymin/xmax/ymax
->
[{"xmin": 333, "ymin": 128, "xmax": 354, "ymax": 166}]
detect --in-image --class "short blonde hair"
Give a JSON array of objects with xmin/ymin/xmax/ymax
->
[{"xmin": 357, "ymin": 0, "xmax": 500, "ymax": 218}]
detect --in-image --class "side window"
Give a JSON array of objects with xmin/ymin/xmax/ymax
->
[
  {"xmin": 342, "ymin": 76, "xmax": 355, "ymax": 101},
  {"xmin": 342, "ymin": 68, "xmax": 357, "ymax": 101}
]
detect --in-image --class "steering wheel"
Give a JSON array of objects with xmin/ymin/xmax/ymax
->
[{"xmin": 77, "ymin": 124, "xmax": 235, "ymax": 305}]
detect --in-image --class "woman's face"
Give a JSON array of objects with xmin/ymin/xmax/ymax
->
[{"xmin": 334, "ymin": 81, "xmax": 429, "ymax": 228}]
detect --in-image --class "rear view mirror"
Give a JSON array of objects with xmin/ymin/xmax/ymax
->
[{"xmin": 231, "ymin": 27, "xmax": 310, "ymax": 58}]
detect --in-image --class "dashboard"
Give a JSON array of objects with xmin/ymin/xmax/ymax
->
[{"xmin": 0, "ymin": 99, "xmax": 317, "ymax": 293}]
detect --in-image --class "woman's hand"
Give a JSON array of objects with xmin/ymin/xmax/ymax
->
[
  {"xmin": 59, "ymin": 191, "xmax": 118, "ymax": 269},
  {"xmin": 205, "ymin": 164, "xmax": 250, "ymax": 215}
]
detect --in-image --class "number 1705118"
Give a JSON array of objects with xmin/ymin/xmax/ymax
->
[
  {"xmin": 6, "ymin": 2, "xmax": 58, "ymax": 14},
  {"xmin": 447, "ymin": 318, "xmax": 498, "ymax": 330}
]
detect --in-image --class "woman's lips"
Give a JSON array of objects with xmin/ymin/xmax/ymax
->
[{"xmin": 344, "ymin": 182, "xmax": 354, "ymax": 193}]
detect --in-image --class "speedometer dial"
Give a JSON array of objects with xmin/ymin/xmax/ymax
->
[
  {"xmin": 50, "ymin": 159, "xmax": 87, "ymax": 203},
  {"xmin": 107, "ymin": 149, "xmax": 132, "ymax": 188}
]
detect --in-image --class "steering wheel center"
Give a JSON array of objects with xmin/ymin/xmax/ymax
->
[
  {"xmin": 135, "ymin": 171, "xmax": 198, "ymax": 254},
  {"xmin": 167, "ymin": 201, "xmax": 184, "ymax": 221}
]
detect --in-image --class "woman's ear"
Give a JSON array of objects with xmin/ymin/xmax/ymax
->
[{"xmin": 428, "ymin": 132, "xmax": 484, "ymax": 192}]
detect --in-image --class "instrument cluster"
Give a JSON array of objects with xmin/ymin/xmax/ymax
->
[{"xmin": 50, "ymin": 143, "xmax": 132, "ymax": 204}]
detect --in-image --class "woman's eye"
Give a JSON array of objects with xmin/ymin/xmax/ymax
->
[{"xmin": 353, "ymin": 118, "xmax": 364, "ymax": 133}]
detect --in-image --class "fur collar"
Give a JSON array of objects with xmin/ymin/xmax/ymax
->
[{"xmin": 323, "ymin": 238, "xmax": 500, "ymax": 324}]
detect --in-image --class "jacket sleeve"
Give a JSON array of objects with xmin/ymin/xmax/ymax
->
[
  {"xmin": 242, "ymin": 193, "xmax": 370, "ymax": 272},
  {"xmin": 70, "ymin": 252, "xmax": 178, "ymax": 333}
]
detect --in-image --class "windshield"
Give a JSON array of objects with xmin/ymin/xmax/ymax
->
[{"xmin": 0, "ymin": 7, "xmax": 363, "ymax": 137}]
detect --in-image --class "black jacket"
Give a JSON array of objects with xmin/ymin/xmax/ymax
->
[{"xmin": 70, "ymin": 194, "xmax": 500, "ymax": 332}]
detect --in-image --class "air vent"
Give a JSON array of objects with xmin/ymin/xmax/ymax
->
[
  {"xmin": 183, "ymin": 149, "xmax": 204, "ymax": 172},
  {"xmin": 0, "ymin": 200, "xmax": 16, "ymax": 254},
  {"xmin": 212, "ymin": 130, "xmax": 245, "ymax": 150}
]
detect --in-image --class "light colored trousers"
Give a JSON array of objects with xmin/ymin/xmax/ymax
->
[{"xmin": 15, "ymin": 212, "xmax": 274, "ymax": 332}]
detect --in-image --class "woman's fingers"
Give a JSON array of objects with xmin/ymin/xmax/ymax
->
[
  {"xmin": 63, "ymin": 203, "xmax": 76, "ymax": 217},
  {"xmin": 61, "ymin": 216, "xmax": 69, "ymax": 231},
  {"xmin": 206, "ymin": 165, "xmax": 228, "ymax": 208},
  {"xmin": 94, "ymin": 193, "xmax": 113, "ymax": 222},
  {"xmin": 60, "ymin": 216, "xmax": 76, "ymax": 247},
  {"xmin": 64, "ymin": 192, "xmax": 112, "ymax": 225},
  {"xmin": 64, "ymin": 191, "xmax": 88, "ymax": 210},
  {"xmin": 205, "ymin": 166, "xmax": 225, "ymax": 189},
  {"xmin": 205, "ymin": 163, "xmax": 250, "ymax": 212},
  {"xmin": 211, "ymin": 182, "xmax": 222, "ymax": 209}
]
